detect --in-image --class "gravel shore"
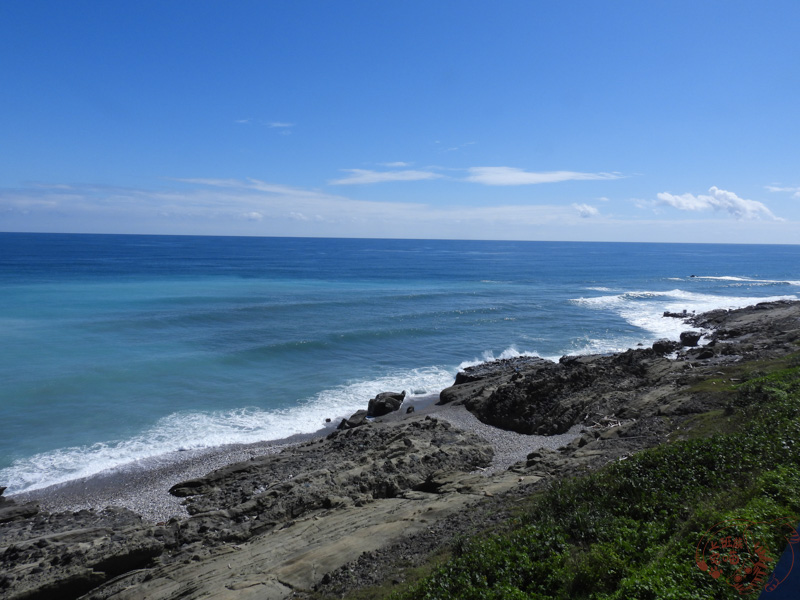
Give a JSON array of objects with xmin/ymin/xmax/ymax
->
[
  {"xmin": 426, "ymin": 401, "xmax": 583, "ymax": 474},
  {"xmin": 16, "ymin": 399, "xmax": 581, "ymax": 523},
  {"xmin": 15, "ymin": 434, "xmax": 315, "ymax": 522}
]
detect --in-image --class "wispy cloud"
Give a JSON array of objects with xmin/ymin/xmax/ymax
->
[
  {"xmin": 0, "ymin": 179, "xmax": 609, "ymax": 234},
  {"xmin": 766, "ymin": 185, "xmax": 800, "ymax": 198},
  {"xmin": 466, "ymin": 167, "xmax": 623, "ymax": 186},
  {"xmin": 380, "ymin": 161, "xmax": 411, "ymax": 168},
  {"xmin": 657, "ymin": 186, "xmax": 781, "ymax": 220},
  {"xmin": 573, "ymin": 203, "xmax": 600, "ymax": 218},
  {"xmin": 329, "ymin": 169, "xmax": 443, "ymax": 185},
  {"xmin": 444, "ymin": 141, "xmax": 476, "ymax": 152},
  {"xmin": 234, "ymin": 119, "xmax": 294, "ymax": 133},
  {"xmin": 2, "ymin": 178, "xmax": 797, "ymax": 242}
]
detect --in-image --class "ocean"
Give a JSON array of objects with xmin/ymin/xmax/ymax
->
[{"xmin": 1, "ymin": 233, "xmax": 798, "ymax": 495}]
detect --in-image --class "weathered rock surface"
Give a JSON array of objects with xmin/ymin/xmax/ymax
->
[
  {"xmin": 169, "ymin": 416, "xmax": 491, "ymax": 526},
  {"xmin": 0, "ymin": 495, "xmax": 165, "ymax": 600},
  {"xmin": 1, "ymin": 417, "xmax": 491, "ymax": 600},
  {"xmin": 439, "ymin": 300, "xmax": 800, "ymax": 436}
]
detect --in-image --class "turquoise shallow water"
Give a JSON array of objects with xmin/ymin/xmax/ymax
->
[{"xmin": 1, "ymin": 233, "xmax": 799, "ymax": 494}]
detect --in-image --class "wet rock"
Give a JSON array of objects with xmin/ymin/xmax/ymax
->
[
  {"xmin": 663, "ymin": 310, "xmax": 691, "ymax": 318},
  {"xmin": 652, "ymin": 338, "xmax": 680, "ymax": 354},
  {"xmin": 337, "ymin": 409, "xmax": 368, "ymax": 430},
  {"xmin": 680, "ymin": 330, "xmax": 703, "ymax": 347},
  {"xmin": 453, "ymin": 356, "xmax": 550, "ymax": 385},
  {"xmin": 367, "ymin": 391, "xmax": 406, "ymax": 417}
]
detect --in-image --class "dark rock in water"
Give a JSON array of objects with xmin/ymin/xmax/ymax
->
[
  {"xmin": 663, "ymin": 310, "xmax": 691, "ymax": 319},
  {"xmin": 367, "ymin": 391, "xmax": 406, "ymax": 417},
  {"xmin": 680, "ymin": 330, "xmax": 703, "ymax": 347},
  {"xmin": 406, "ymin": 405, "xmax": 415, "ymax": 414},
  {"xmin": 325, "ymin": 418, "xmax": 331, "ymax": 423},
  {"xmin": 652, "ymin": 338, "xmax": 680, "ymax": 355},
  {"xmin": 452, "ymin": 356, "xmax": 550, "ymax": 386},
  {"xmin": 337, "ymin": 409, "xmax": 368, "ymax": 430}
]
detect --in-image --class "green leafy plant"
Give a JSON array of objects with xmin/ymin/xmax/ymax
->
[{"xmin": 390, "ymin": 365, "xmax": 800, "ymax": 600}]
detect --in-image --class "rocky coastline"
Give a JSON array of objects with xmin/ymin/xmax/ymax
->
[{"xmin": 2, "ymin": 300, "xmax": 800, "ymax": 600}]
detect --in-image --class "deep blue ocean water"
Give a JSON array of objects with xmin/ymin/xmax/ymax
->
[{"xmin": 1, "ymin": 233, "xmax": 799, "ymax": 494}]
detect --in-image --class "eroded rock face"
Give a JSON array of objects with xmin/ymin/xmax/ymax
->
[
  {"xmin": 441, "ymin": 350, "xmax": 680, "ymax": 435},
  {"xmin": 0, "ymin": 502, "xmax": 166, "ymax": 600},
  {"xmin": 169, "ymin": 416, "xmax": 493, "ymax": 544},
  {"xmin": 439, "ymin": 301, "xmax": 800, "ymax": 437},
  {"xmin": 0, "ymin": 416, "xmax": 492, "ymax": 600}
]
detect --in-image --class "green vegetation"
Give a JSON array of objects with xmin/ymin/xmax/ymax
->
[{"xmin": 389, "ymin": 365, "xmax": 800, "ymax": 599}]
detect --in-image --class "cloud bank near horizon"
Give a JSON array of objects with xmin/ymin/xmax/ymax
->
[
  {"xmin": 0, "ymin": 178, "xmax": 793, "ymax": 243},
  {"xmin": 329, "ymin": 166, "xmax": 625, "ymax": 187},
  {"xmin": 466, "ymin": 167, "xmax": 623, "ymax": 186},
  {"xmin": 657, "ymin": 186, "xmax": 781, "ymax": 221}
]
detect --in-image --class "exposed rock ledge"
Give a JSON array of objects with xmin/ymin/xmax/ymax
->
[{"xmin": 1, "ymin": 300, "xmax": 799, "ymax": 600}]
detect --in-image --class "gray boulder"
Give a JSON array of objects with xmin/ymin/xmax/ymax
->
[
  {"xmin": 337, "ymin": 409, "xmax": 369, "ymax": 430},
  {"xmin": 652, "ymin": 338, "xmax": 680, "ymax": 354}
]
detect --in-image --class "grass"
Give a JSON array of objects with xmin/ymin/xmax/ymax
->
[{"xmin": 384, "ymin": 362, "xmax": 800, "ymax": 600}]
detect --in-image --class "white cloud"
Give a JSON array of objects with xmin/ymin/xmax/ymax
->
[
  {"xmin": 466, "ymin": 167, "xmax": 622, "ymax": 186},
  {"xmin": 329, "ymin": 169, "xmax": 442, "ymax": 185},
  {"xmin": 766, "ymin": 185, "xmax": 800, "ymax": 198},
  {"xmin": 380, "ymin": 161, "xmax": 411, "ymax": 168},
  {"xmin": 657, "ymin": 186, "xmax": 781, "ymax": 220},
  {"xmin": 3, "ymin": 178, "xmax": 799, "ymax": 242},
  {"xmin": 573, "ymin": 203, "xmax": 600, "ymax": 218},
  {"xmin": 267, "ymin": 122, "xmax": 294, "ymax": 128}
]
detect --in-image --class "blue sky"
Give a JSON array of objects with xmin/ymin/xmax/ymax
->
[{"xmin": 1, "ymin": 1, "xmax": 799, "ymax": 243}]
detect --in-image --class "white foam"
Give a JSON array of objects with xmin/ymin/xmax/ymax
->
[
  {"xmin": 457, "ymin": 346, "xmax": 541, "ymax": 370},
  {"xmin": 1, "ymin": 365, "xmax": 457, "ymax": 495},
  {"xmin": 692, "ymin": 276, "xmax": 800, "ymax": 286},
  {"xmin": 570, "ymin": 289, "xmax": 798, "ymax": 346}
]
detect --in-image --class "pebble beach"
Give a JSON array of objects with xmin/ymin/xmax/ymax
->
[{"xmin": 16, "ymin": 399, "xmax": 582, "ymax": 522}]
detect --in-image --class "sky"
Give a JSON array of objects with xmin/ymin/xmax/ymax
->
[{"xmin": 1, "ymin": 0, "xmax": 799, "ymax": 243}]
